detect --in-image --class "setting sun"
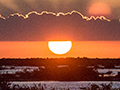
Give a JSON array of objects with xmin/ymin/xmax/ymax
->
[{"xmin": 48, "ymin": 41, "xmax": 72, "ymax": 55}]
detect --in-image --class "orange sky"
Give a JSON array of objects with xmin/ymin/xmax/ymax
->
[{"xmin": 0, "ymin": 41, "xmax": 120, "ymax": 58}]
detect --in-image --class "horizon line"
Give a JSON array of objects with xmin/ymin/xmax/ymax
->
[{"xmin": 0, "ymin": 57, "xmax": 120, "ymax": 59}]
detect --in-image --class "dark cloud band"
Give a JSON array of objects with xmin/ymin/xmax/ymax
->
[{"xmin": 0, "ymin": 11, "xmax": 119, "ymax": 41}]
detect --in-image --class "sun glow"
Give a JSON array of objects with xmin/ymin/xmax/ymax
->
[
  {"xmin": 88, "ymin": 2, "xmax": 111, "ymax": 16},
  {"xmin": 48, "ymin": 41, "xmax": 72, "ymax": 55}
]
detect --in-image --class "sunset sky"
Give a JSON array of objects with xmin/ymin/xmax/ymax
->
[{"xmin": 0, "ymin": 0, "xmax": 120, "ymax": 58}]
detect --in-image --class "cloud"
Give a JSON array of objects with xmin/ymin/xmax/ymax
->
[
  {"xmin": 0, "ymin": 15, "xmax": 5, "ymax": 19},
  {"xmin": 5, "ymin": 11, "xmax": 110, "ymax": 21},
  {"xmin": 0, "ymin": 0, "xmax": 120, "ymax": 19},
  {"xmin": 0, "ymin": 0, "xmax": 20, "ymax": 12},
  {"xmin": 0, "ymin": 11, "xmax": 120, "ymax": 41},
  {"xmin": 24, "ymin": 0, "xmax": 39, "ymax": 10}
]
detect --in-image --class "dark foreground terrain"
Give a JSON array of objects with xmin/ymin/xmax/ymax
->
[{"xmin": 0, "ymin": 57, "xmax": 120, "ymax": 81}]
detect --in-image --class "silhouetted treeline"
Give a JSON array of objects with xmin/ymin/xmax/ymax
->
[{"xmin": 0, "ymin": 57, "xmax": 120, "ymax": 68}]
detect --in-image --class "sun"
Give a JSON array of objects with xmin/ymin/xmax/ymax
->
[{"xmin": 48, "ymin": 41, "xmax": 72, "ymax": 55}]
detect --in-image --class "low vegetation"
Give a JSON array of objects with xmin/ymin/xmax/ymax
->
[{"xmin": 0, "ymin": 80, "xmax": 120, "ymax": 90}]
